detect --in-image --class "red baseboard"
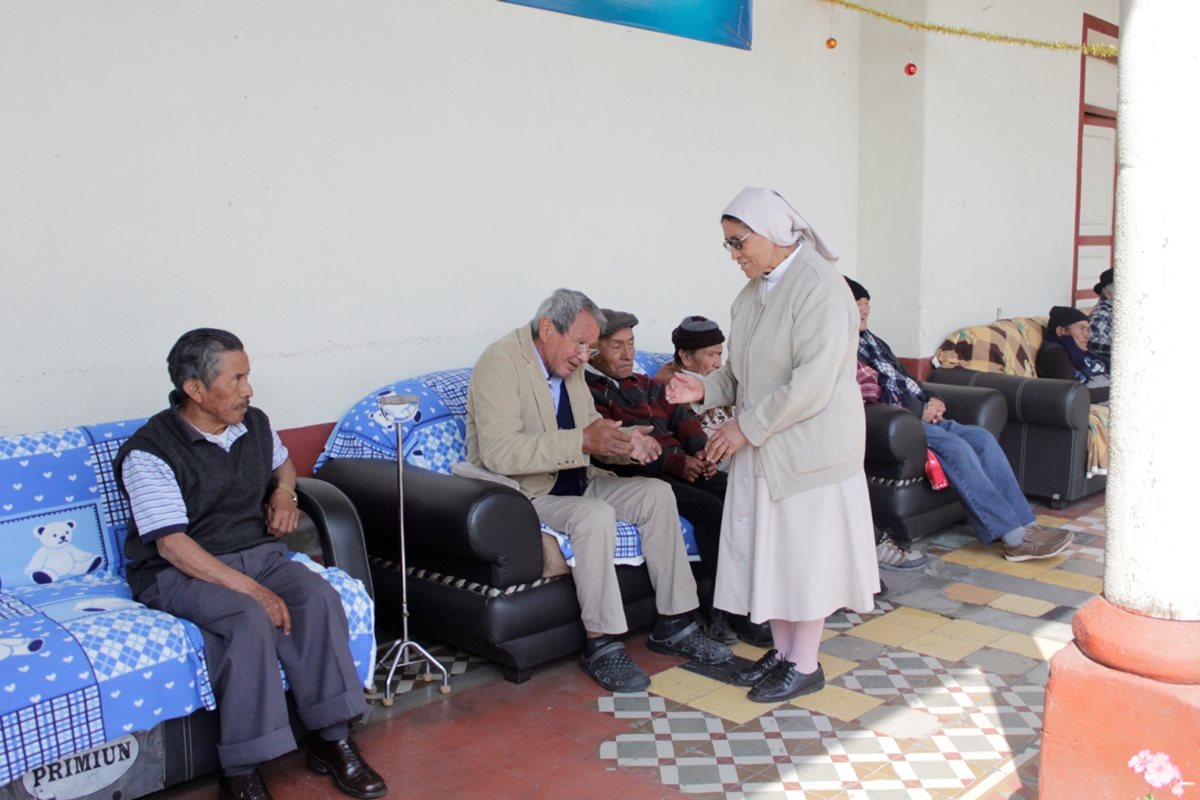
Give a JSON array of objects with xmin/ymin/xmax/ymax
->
[{"xmin": 278, "ymin": 422, "xmax": 335, "ymax": 478}]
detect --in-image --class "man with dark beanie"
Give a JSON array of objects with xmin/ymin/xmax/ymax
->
[
  {"xmin": 116, "ymin": 329, "xmax": 385, "ymax": 800},
  {"xmin": 656, "ymin": 316, "xmax": 735, "ymax": 438},
  {"xmin": 1037, "ymin": 305, "xmax": 1110, "ymax": 402},
  {"xmin": 850, "ymin": 280, "xmax": 1073, "ymax": 562}
]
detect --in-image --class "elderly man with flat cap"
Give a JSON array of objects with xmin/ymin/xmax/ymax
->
[{"xmin": 586, "ymin": 309, "xmax": 771, "ymax": 647}]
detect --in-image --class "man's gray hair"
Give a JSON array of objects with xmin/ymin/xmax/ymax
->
[
  {"xmin": 167, "ymin": 328, "xmax": 245, "ymax": 391},
  {"xmin": 530, "ymin": 288, "xmax": 606, "ymax": 339}
]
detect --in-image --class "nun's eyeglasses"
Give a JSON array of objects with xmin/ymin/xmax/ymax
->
[{"xmin": 723, "ymin": 231, "xmax": 754, "ymax": 252}]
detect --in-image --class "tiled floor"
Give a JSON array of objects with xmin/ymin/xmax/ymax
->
[{"xmin": 155, "ymin": 494, "xmax": 1106, "ymax": 799}]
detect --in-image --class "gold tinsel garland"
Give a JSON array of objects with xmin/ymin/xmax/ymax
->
[{"xmin": 822, "ymin": 0, "xmax": 1118, "ymax": 59}]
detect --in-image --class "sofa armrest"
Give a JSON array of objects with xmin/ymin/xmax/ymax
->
[
  {"xmin": 923, "ymin": 382, "xmax": 1007, "ymax": 438},
  {"xmin": 929, "ymin": 368, "xmax": 1091, "ymax": 430},
  {"xmin": 295, "ymin": 477, "xmax": 374, "ymax": 600},
  {"xmin": 316, "ymin": 458, "xmax": 545, "ymax": 589},
  {"xmin": 864, "ymin": 404, "xmax": 926, "ymax": 476}
]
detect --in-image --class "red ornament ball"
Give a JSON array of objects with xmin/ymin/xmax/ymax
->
[
  {"xmin": 904, "ymin": 62, "xmax": 918, "ymax": 76},
  {"xmin": 825, "ymin": 37, "xmax": 838, "ymax": 49}
]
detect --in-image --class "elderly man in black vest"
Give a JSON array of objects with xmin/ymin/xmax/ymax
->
[{"xmin": 116, "ymin": 328, "xmax": 386, "ymax": 800}]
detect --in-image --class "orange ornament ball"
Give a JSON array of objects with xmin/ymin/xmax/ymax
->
[{"xmin": 825, "ymin": 37, "xmax": 838, "ymax": 49}]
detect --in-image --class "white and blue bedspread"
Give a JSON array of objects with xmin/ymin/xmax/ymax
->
[
  {"xmin": 315, "ymin": 353, "xmax": 698, "ymax": 566},
  {"xmin": 0, "ymin": 421, "xmax": 376, "ymax": 787}
]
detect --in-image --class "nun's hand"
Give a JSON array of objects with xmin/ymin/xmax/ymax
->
[
  {"xmin": 665, "ymin": 373, "xmax": 704, "ymax": 405},
  {"xmin": 703, "ymin": 419, "xmax": 748, "ymax": 464}
]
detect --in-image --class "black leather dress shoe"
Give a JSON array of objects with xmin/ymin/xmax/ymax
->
[
  {"xmin": 730, "ymin": 615, "xmax": 774, "ymax": 648},
  {"xmin": 307, "ymin": 735, "xmax": 388, "ymax": 799},
  {"xmin": 731, "ymin": 648, "xmax": 783, "ymax": 687},
  {"xmin": 748, "ymin": 661, "xmax": 825, "ymax": 703},
  {"xmin": 219, "ymin": 770, "xmax": 273, "ymax": 800}
]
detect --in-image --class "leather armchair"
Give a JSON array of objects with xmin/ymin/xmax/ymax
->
[
  {"xmin": 864, "ymin": 382, "xmax": 1007, "ymax": 545},
  {"xmin": 317, "ymin": 458, "xmax": 662, "ymax": 684}
]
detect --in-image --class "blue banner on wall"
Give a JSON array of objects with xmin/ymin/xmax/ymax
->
[{"xmin": 502, "ymin": 0, "xmax": 752, "ymax": 50}]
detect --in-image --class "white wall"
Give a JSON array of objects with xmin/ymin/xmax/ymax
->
[
  {"xmin": 1, "ymin": 0, "xmax": 863, "ymax": 434},
  {"xmin": 856, "ymin": 0, "xmax": 1118, "ymax": 356}
]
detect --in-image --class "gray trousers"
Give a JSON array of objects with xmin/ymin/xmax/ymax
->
[
  {"xmin": 138, "ymin": 541, "xmax": 366, "ymax": 770},
  {"xmin": 532, "ymin": 475, "xmax": 698, "ymax": 635}
]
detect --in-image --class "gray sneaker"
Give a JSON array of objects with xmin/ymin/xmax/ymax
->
[
  {"xmin": 1003, "ymin": 525, "xmax": 1073, "ymax": 562},
  {"xmin": 876, "ymin": 536, "xmax": 929, "ymax": 572}
]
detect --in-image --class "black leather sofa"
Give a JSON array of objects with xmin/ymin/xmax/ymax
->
[
  {"xmin": 864, "ymin": 382, "xmax": 1008, "ymax": 545},
  {"xmin": 318, "ymin": 458, "xmax": 663, "ymax": 684},
  {"xmin": 928, "ymin": 368, "xmax": 1105, "ymax": 508}
]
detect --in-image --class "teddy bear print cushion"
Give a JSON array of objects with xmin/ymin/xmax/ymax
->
[{"xmin": 0, "ymin": 420, "xmax": 376, "ymax": 787}]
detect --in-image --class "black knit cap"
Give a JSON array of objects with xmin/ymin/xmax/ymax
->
[
  {"xmin": 671, "ymin": 316, "xmax": 725, "ymax": 352},
  {"xmin": 845, "ymin": 277, "xmax": 870, "ymax": 301},
  {"xmin": 1048, "ymin": 305, "xmax": 1088, "ymax": 332},
  {"xmin": 598, "ymin": 308, "xmax": 638, "ymax": 337},
  {"xmin": 1093, "ymin": 268, "xmax": 1114, "ymax": 296}
]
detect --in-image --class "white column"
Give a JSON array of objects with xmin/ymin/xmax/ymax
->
[{"xmin": 1105, "ymin": 0, "xmax": 1200, "ymax": 619}]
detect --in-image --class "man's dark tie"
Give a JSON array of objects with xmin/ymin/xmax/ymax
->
[{"xmin": 549, "ymin": 385, "xmax": 588, "ymax": 497}]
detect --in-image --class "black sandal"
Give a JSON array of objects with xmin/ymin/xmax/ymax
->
[
  {"xmin": 580, "ymin": 641, "xmax": 650, "ymax": 692},
  {"xmin": 647, "ymin": 620, "xmax": 732, "ymax": 665}
]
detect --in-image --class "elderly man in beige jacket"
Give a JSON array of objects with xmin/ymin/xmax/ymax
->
[{"xmin": 466, "ymin": 288, "xmax": 731, "ymax": 692}]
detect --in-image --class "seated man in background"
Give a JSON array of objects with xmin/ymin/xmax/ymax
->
[
  {"xmin": 848, "ymin": 278, "xmax": 1072, "ymax": 562},
  {"xmin": 1037, "ymin": 305, "xmax": 1110, "ymax": 403},
  {"xmin": 854, "ymin": 360, "xmax": 929, "ymax": 574},
  {"xmin": 586, "ymin": 309, "xmax": 771, "ymax": 647},
  {"xmin": 655, "ymin": 316, "xmax": 734, "ymax": 438},
  {"xmin": 1088, "ymin": 267, "xmax": 1115, "ymax": 366},
  {"xmin": 467, "ymin": 289, "xmax": 731, "ymax": 693},
  {"xmin": 117, "ymin": 328, "xmax": 385, "ymax": 800}
]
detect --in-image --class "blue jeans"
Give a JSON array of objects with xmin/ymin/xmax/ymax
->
[{"xmin": 923, "ymin": 419, "xmax": 1034, "ymax": 544}]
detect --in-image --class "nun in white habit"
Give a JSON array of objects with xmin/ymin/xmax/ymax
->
[{"xmin": 667, "ymin": 187, "xmax": 879, "ymax": 702}]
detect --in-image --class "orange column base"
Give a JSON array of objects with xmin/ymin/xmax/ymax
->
[{"xmin": 1040, "ymin": 597, "xmax": 1200, "ymax": 799}]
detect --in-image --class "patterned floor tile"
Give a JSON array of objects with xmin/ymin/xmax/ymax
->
[
  {"xmin": 824, "ymin": 601, "xmax": 896, "ymax": 631},
  {"xmin": 943, "ymin": 582, "xmax": 1005, "ymax": 606},
  {"xmin": 930, "ymin": 619, "xmax": 1009, "ymax": 647},
  {"xmin": 988, "ymin": 631, "xmax": 1068, "ymax": 661},
  {"xmin": 904, "ymin": 631, "xmax": 984, "ymax": 662},
  {"xmin": 595, "ymin": 691, "xmax": 670, "ymax": 718},
  {"xmin": 689, "ymin": 682, "xmax": 793, "ymax": 725},
  {"xmin": 1033, "ymin": 569, "xmax": 1102, "ymax": 592},
  {"xmin": 789, "ymin": 685, "xmax": 885, "ymax": 722},
  {"xmin": 856, "ymin": 703, "xmax": 943, "ymax": 740},
  {"xmin": 652, "ymin": 666, "xmax": 731, "ymax": 706},
  {"xmin": 986, "ymin": 593, "xmax": 1058, "ymax": 618}
]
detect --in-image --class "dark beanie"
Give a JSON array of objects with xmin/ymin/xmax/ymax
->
[
  {"xmin": 1048, "ymin": 305, "xmax": 1088, "ymax": 332},
  {"xmin": 1093, "ymin": 268, "xmax": 1114, "ymax": 296},
  {"xmin": 845, "ymin": 277, "xmax": 870, "ymax": 301},
  {"xmin": 598, "ymin": 308, "xmax": 638, "ymax": 337},
  {"xmin": 671, "ymin": 316, "xmax": 725, "ymax": 352}
]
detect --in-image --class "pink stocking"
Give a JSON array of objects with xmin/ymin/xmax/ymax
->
[
  {"xmin": 787, "ymin": 619, "xmax": 825, "ymax": 674},
  {"xmin": 768, "ymin": 619, "xmax": 793, "ymax": 660}
]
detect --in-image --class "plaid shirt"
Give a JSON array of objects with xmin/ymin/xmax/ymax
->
[
  {"xmin": 1088, "ymin": 297, "xmax": 1114, "ymax": 359},
  {"xmin": 858, "ymin": 330, "xmax": 929, "ymax": 415},
  {"xmin": 585, "ymin": 369, "xmax": 707, "ymax": 479},
  {"xmin": 857, "ymin": 361, "xmax": 882, "ymax": 404}
]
